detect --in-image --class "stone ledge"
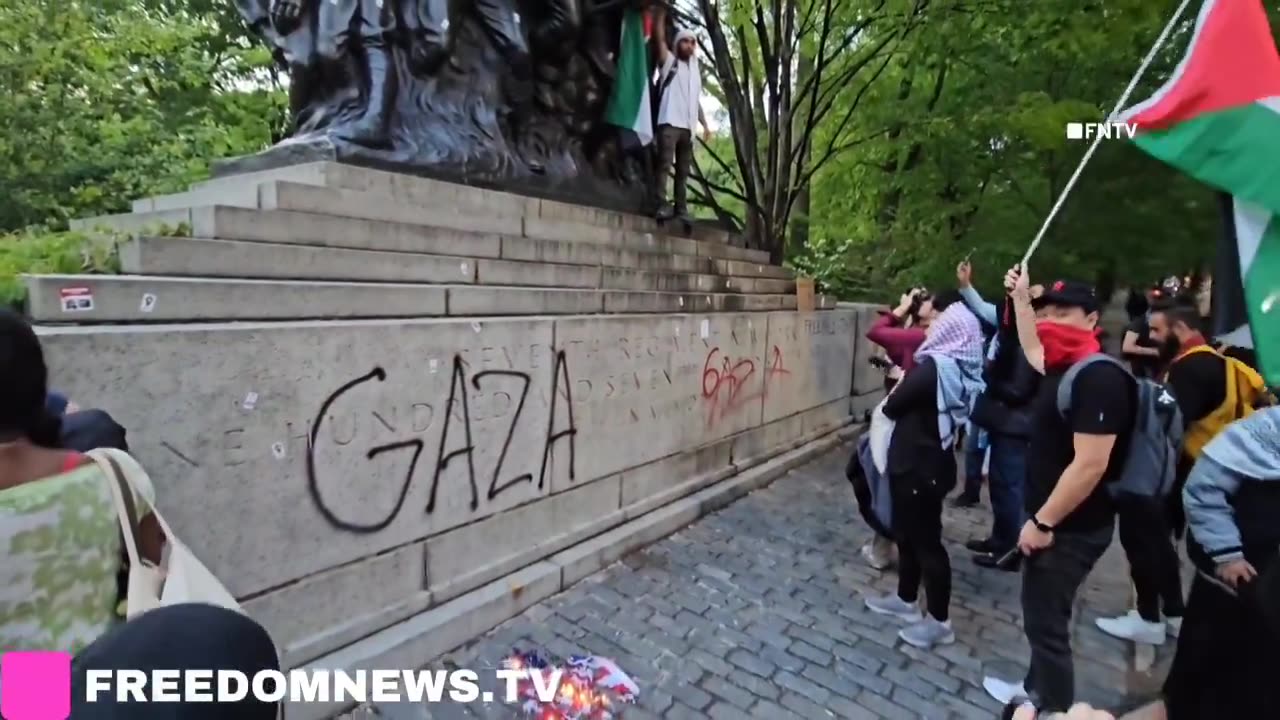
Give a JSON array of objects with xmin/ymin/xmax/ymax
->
[{"xmin": 281, "ymin": 423, "xmax": 854, "ymax": 720}]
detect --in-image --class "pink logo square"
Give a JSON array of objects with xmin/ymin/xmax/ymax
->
[{"xmin": 1, "ymin": 652, "xmax": 72, "ymax": 720}]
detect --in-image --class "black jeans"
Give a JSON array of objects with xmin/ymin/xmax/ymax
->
[
  {"xmin": 893, "ymin": 478, "xmax": 951, "ymax": 621},
  {"xmin": 71, "ymin": 604, "xmax": 280, "ymax": 718},
  {"xmin": 657, "ymin": 124, "xmax": 693, "ymax": 213},
  {"xmin": 1116, "ymin": 496, "xmax": 1185, "ymax": 621},
  {"xmin": 1022, "ymin": 522, "xmax": 1113, "ymax": 713}
]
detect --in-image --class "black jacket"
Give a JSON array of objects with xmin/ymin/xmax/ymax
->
[{"xmin": 971, "ymin": 297, "xmax": 1040, "ymax": 438}]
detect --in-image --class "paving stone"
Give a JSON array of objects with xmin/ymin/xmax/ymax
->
[
  {"xmin": 773, "ymin": 671, "xmax": 830, "ymax": 704},
  {"xmin": 701, "ymin": 676, "xmax": 756, "ymax": 710},
  {"xmin": 686, "ymin": 649, "xmax": 734, "ymax": 678},
  {"xmin": 705, "ymin": 702, "xmax": 740, "ymax": 720},
  {"xmin": 667, "ymin": 683, "xmax": 713, "ymax": 711},
  {"xmin": 749, "ymin": 700, "xmax": 803, "ymax": 719},
  {"xmin": 786, "ymin": 640, "xmax": 832, "ymax": 667},
  {"xmin": 727, "ymin": 669, "xmax": 781, "ymax": 702},
  {"xmin": 663, "ymin": 702, "xmax": 705, "ymax": 720},
  {"xmin": 726, "ymin": 649, "xmax": 775, "ymax": 679},
  {"xmin": 855, "ymin": 691, "xmax": 917, "ymax": 720},
  {"xmin": 779, "ymin": 692, "xmax": 837, "ymax": 718}
]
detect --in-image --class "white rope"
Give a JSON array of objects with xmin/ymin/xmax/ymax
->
[{"xmin": 1021, "ymin": 0, "xmax": 1197, "ymax": 266}]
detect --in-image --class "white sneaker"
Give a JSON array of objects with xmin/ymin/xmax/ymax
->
[
  {"xmin": 864, "ymin": 593, "xmax": 923, "ymax": 623},
  {"xmin": 1095, "ymin": 610, "xmax": 1166, "ymax": 645},
  {"xmin": 982, "ymin": 676, "xmax": 1027, "ymax": 705},
  {"xmin": 1166, "ymin": 616, "xmax": 1182, "ymax": 639},
  {"xmin": 860, "ymin": 537, "xmax": 896, "ymax": 570},
  {"xmin": 898, "ymin": 616, "xmax": 956, "ymax": 649}
]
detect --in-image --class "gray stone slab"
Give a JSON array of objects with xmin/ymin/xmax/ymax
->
[
  {"xmin": 473, "ymin": 258, "xmax": 600, "ymax": 289},
  {"xmin": 120, "ymin": 237, "xmax": 480, "ymax": 284},
  {"xmin": 553, "ymin": 313, "xmax": 766, "ymax": 481},
  {"xmin": 446, "ymin": 286, "xmax": 603, "ymax": 315},
  {"xmin": 603, "ymin": 268, "xmax": 736, "ymax": 293},
  {"xmin": 25, "ymin": 275, "xmax": 447, "ymax": 322},
  {"xmin": 260, "ymin": 182, "xmax": 524, "ymax": 237},
  {"xmin": 38, "ymin": 318, "xmax": 559, "ymax": 598},
  {"xmin": 711, "ymin": 258, "xmax": 794, "ymax": 280},
  {"xmin": 601, "ymin": 292, "xmax": 795, "ymax": 314},
  {"xmin": 78, "ymin": 206, "xmax": 504, "ymax": 259},
  {"xmin": 760, "ymin": 313, "xmax": 857, "ymax": 424}
]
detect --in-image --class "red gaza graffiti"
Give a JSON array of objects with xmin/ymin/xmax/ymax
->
[{"xmin": 701, "ymin": 346, "xmax": 790, "ymax": 427}]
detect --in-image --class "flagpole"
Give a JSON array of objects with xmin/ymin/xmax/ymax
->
[{"xmin": 1021, "ymin": 0, "xmax": 1197, "ymax": 266}]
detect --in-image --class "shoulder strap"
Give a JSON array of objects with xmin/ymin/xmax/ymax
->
[
  {"xmin": 87, "ymin": 448, "xmax": 174, "ymax": 555},
  {"xmin": 1056, "ymin": 354, "xmax": 1125, "ymax": 418}
]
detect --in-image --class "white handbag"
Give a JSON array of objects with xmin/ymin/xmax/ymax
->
[
  {"xmin": 87, "ymin": 448, "xmax": 241, "ymax": 617},
  {"xmin": 868, "ymin": 398, "xmax": 895, "ymax": 475}
]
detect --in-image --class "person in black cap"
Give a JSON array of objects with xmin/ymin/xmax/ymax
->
[{"xmin": 983, "ymin": 267, "xmax": 1136, "ymax": 716}]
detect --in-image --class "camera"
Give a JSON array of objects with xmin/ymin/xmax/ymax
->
[{"xmin": 868, "ymin": 356, "xmax": 893, "ymax": 371}]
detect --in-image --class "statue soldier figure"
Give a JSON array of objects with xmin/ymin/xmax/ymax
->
[{"xmin": 243, "ymin": 0, "xmax": 399, "ymax": 147}]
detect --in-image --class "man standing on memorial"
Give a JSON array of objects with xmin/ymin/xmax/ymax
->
[{"xmin": 652, "ymin": 8, "xmax": 711, "ymax": 222}]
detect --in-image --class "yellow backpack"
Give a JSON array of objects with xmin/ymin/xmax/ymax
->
[{"xmin": 1180, "ymin": 346, "xmax": 1269, "ymax": 459}]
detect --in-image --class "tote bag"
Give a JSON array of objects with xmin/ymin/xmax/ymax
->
[
  {"xmin": 867, "ymin": 398, "xmax": 895, "ymax": 475},
  {"xmin": 87, "ymin": 448, "xmax": 241, "ymax": 617}
]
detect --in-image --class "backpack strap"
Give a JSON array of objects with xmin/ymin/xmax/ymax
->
[{"xmin": 1056, "ymin": 354, "xmax": 1128, "ymax": 419}]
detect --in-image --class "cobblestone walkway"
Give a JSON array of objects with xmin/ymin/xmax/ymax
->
[{"xmin": 368, "ymin": 443, "xmax": 1175, "ymax": 719}]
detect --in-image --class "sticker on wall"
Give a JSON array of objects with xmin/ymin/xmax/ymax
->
[
  {"xmin": 677, "ymin": 296, "xmax": 684, "ymax": 307},
  {"xmin": 700, "ymin": 319, "xmax": 710, "ymax": 339},
  {"xmin": 429, "ymin": 358, "xmax": 439, "ymax": 373},
  {"xmin": 271, "ymin": 442, "xmax": 287, "ymax": 460},
  {"xmin": 242, "ymin": 392, "xmax": 259, "ymax": 411},
  {"xmin": 60, "ymin": 287, "xmax": 94, "ymax": 313},
  {"xmin": 471, "ymin": 321, "xmax": 482, "ymax": 333},
  {"xmin": 460, "ymin": 262, "xmax": 470, "ymax": 276},
  {"xmin": 139, "ymin": 293, "xmax": 158, "ymax": 313}
]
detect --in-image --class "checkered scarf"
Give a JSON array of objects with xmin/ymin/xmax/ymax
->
[{"xmin": 914, "ymin": 304, "xmax": 986, "ymax": 448}]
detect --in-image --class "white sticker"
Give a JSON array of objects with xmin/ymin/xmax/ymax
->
[
  {"xmin": 460, "ymin": 262, "xmax": 469, "ymax": 276},
  {"xmin": 271, "ymin": 442, "xmax": 287, "ymax": 460},
  {"xmin": 697, "ymin": 277, "xmax": 705, "ymax": 288},
  {"xmin": 471, "ymin": 321, "xmax": 482, "ymax": 333},
  {"xmin": 673, "ymin": 324, "xmax": 680, "ymax": 335},
  {"xmin": 59, "ymin": 287, "xmax": 94, "ymax": 313},
  {"xmin": 646, "ymin": 233, "xmax": 655, "ymax": 245},
  {"xmin": 678, "ymin": 296, "xmax": 684, "ymax": 307},
  {"xmin": 700, "ymin": 319, "xmax": 710, "ymax": 338},
  {"xmin": 140, "ymin": 293, "xmax": 158, "ymax": 313},
  {"xmin": 758, "ymin": 266, "xmax": 764, "ymax": 273},
  {"xmin": 748, "ymin": 320, "xmax": 753, "ymax": 329},
  {"xmin": 242, "ymin": 392, "xmax": 259, "ymax": 411},
  {"xmin": 429, "ymin": 358, "xmax": 439, "ymax": 373}
]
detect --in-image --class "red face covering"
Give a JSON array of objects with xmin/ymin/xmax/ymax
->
[{"xmin": 1036, "ymin": 321, "xmax": 1102, "ymax": 372}]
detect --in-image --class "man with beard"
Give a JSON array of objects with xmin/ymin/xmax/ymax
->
[
  {"xmin": 1093, "ymin": 300, "xmax": 1270, "ymax": 645},
  {"xmin": 653, "ymin": 7, "xmax": 712, "ymax": 221}
]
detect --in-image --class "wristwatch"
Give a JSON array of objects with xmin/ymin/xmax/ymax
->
[{"xmin": 1032, "ymin": 516, "xmax": 1055, "ymax": 533}]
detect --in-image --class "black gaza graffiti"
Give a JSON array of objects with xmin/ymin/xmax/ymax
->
[{"xmin": 305, "ymin": 351, "xmax": 578, "ymax": 534}]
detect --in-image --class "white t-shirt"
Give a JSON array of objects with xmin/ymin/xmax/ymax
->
[{"xmin": 657, "ymin": 54, "xmax": 701, "ymax": 131}]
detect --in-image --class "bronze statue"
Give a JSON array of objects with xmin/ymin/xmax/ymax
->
[{"xmin": 224, "ymin": 0, "xmax": 654, "ymax": 213}]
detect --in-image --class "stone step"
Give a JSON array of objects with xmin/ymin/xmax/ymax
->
[
  {"xmin": 711, "ymin": 257, "xmax": 795, "ymax": 280},
  {"xmin": 126, "ymin": 179, "xmax": 757, "ymax": 265},
  {"xmin": 119, "ymin": 237, "xmax": 790, "ymax": 294},
  {"xmin": 171, "ymin": 160, "xmax": 735, "ymax": 245},
  {"xmin": 25, "ymin": 274, "xmax": 812, "ymax": 322},
  {"xmin": 77, "ymin": 199, "xmax": 772, "ymax": 270}
]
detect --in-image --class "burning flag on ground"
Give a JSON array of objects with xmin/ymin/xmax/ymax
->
[
  {"xmin": 505, "ymin": 648, "xmax": 639, "ymax": 719},
  {"xmin": 1116, "ymin": 0, "xmax": 1280, "ymax": 385}
]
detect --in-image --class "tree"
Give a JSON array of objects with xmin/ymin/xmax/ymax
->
[
  {"xmin": 686, "ymin": 0, "xmax": 935, "ymax": 263},
  {"xmin": 0, "ymin": 0, "xmax": 284, "ymax": 232}
]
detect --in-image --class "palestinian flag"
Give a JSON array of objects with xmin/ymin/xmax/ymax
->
[
  {"xmin": 1117, "ymin": 0, "xmax": 1280, "ymax": 385},
  {"xmin": 604, "ymin": 9, "xmax": 654, "ymax": 149}
]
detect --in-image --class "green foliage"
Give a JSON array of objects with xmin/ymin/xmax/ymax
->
[
  {"xmin": 0, "ymin": 230, "xmax": 121, "ymax": 309},
  {"xmin": 0, "ymin": 0, "xmax": 285, "ymax": 233}
]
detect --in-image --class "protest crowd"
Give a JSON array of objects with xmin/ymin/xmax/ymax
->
[{"xmin": 851, "ymin": 259, "xmax": 1279, "ymax": 720}]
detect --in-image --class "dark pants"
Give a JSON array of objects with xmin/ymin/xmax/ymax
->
[
  {"xmin": 846, "ymin": 442, "xmax": 892, "ymax": 539},
  {"xmin": 657, "ymin": 124, "xmax": 692, "ymax": 213},
  {"xmin": 893, "ymin": 477, "xmax": 951, "ymax": 621},
  {"xmin": 1116, "ymin": 497, "xmax": 1185, "ymax": 621},
  {"xmin": 1022, "ymin": 522, "xmax": 1113, "ymax": 713},
  {"xmin": 71, "ymin": 604, "xmax": 280, "ymax": 718},
  {"xmin": 961, "ymin": 428, "xmax": 985, "ymax": 498},
  {"xmin": 1164, "ymin": 573, "xmax": 1280, "ymax": 720},
  {"xmin": 987, "ymin": 435, "xmax": 1028, "ymax": 549}
]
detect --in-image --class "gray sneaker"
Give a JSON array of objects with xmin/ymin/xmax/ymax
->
[
  {"xmin": 898, "ymin": 616, "xmax": 956, "ymax": 649},
  {"xmin": 864, "ymin": 593, "xmax": 923, "ymax": 623}
]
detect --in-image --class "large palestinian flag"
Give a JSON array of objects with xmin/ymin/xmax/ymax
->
[
  {"xmin": 604, "ymin": 9, "xmax": 654, "ymax": 149},
  {"xmin": 1117, "ymin": 0, "xmax": 1280, "ymax": 385}
]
